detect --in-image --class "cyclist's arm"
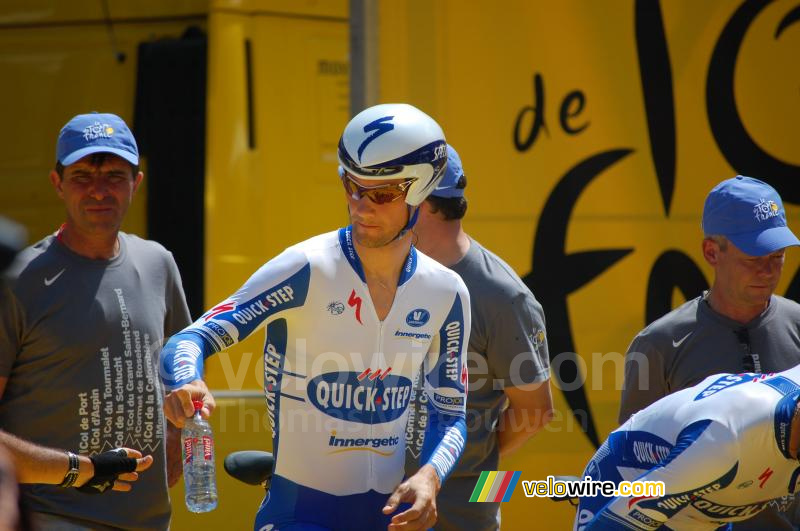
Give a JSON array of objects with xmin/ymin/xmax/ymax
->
[
  {"xmin": 419, "ymin": 288, "xmax": 471, "ymax": 484},
  {"xmin": 160, "ymin": 249, "xmax": 311, "ymax": 424},
  {"xmin": 584, "ymin": 420, "xmax": 738, "ymax": 530},
  {"xmin": 384, "ymin": 287, "xmax": 471, "ymax": 527}
]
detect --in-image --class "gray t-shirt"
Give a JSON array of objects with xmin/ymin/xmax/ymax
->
[
  {"xmin": 405, "ymin": 238, "xmax": 550, "ymax": 531},
  {"xmin": 0, "ymin": 233, "xmax": 191, "ymax": 531},
  {"xmin": 619, "ymin": 292, "xmax": 800, "ymax": 530}
]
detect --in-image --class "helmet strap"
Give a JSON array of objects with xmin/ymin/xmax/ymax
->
[{"xmin": 391, "ymin": 205, "xmax": 419, "ymax": 243}]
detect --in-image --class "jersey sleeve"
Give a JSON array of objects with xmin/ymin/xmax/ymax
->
[
  {"xmin": 159, "ymin": 248, "xmax": 311, "ymax": 390},
  {"xmin": 489, "ymin": 290, "xmax": 549, "ymax": 387},
  {"xmin": 585, "ymin": 420, "xmax": 739, "ymax": 530},
  {"xmin": 619, "ymin": 334, "xmax": 668, "ymax": 424},
  {"xmin": 420, "ymin": 282, "xmax": 471, "ymax": 483}
]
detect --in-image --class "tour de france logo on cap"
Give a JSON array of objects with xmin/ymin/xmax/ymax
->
[
  {"xmin": 753, "ymin": 198, "xmax": 780, "ymax": 222},
  {"xmin": 82, "ymin": 121, "xmax": 114, "ymax": 141}
]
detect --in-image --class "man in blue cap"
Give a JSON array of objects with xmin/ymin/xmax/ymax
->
[
  {"xmin": 405, "ymin": 145, "xmax": 554, "ymax": 531},
  {"xmin": 619, "ymin": 176, "xmax": 800, "ymax": 528},
  {"xmin": 0, "ymin": 112, "xmax": 190, "ymax": 529}
]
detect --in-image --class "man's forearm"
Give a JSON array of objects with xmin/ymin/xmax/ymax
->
[
  {"xmin": 0, "ymin": 430, "xmax": 93, "ymax": 485},
  {"xmin": 498, "ymin": 405, "xmax": 553, "ymax": 457}
]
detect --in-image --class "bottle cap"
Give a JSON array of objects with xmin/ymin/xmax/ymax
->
[{"xmin": 192, "ymin": 400, "xmax": 204, "ymax": 412}]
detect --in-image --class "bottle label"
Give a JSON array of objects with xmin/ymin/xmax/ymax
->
[
  {"xmin": 183, "ymin": 437, "xmax": 194, "ymax": 465},
  {"xmin": 202, "ymin": 435, "xmax": 214, "ymax": 460}
]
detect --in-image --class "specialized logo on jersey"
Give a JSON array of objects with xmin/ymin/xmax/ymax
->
[
  {"xmin": 753, "ymin": 198, "xmax": 780, "ymax": 222},
  {"xmin": 204, "ymin": 300, "xmax": 236, "ymax": 321},
  {"xmin": 307, "ymin": 370, "xmax": 412, "ymax": 424},
  {"xmin": 758, "ymin": 467, "xmax": 773, "ymax": 488},
  {"xmin": 348, "ymin": 289, "xmax": 363, "ymax": 324},
  {"xmin": 694, "ymin": 374, "xmax": 752, "ymax": 400},
  {"xmin": 327, "ymin": 430, "xmax": 400, "ymax": 456},
  {"xmin": 358, "ymin": 115, "xmax": 394, "ymax": 162},
  {"xmin": 326, "ymin": 301, "xmax": 345, "ymax": 315},
  {"xmin": 406, "ymin": 309, "xmax": 430, "ymax": 327}
]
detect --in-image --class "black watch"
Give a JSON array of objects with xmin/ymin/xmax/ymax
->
[{"xmin": 59, "ymin": 451, "xmax": 80, "ymax": 488}]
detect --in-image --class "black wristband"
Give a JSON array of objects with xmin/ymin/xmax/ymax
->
[
  {"xmin": 76, "ymin": 448, "xmax": 137, "ymax": 494},
  {"xmin": 59, "ymin": 451, "xmax": 80, "ymax": 488}
]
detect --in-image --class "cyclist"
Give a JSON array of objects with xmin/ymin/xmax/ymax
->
[
  {"xmin": 575, "ymin": 365, "xmax": 800, "ymax": 530},
  {"xmin": 160, "ymin": 103, "xmax": 470, "ymax": 531}
]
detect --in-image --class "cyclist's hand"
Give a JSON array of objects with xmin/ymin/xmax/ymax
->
[
  {"xmin": 163, "ymin": 379, "xmax": 215, "ymax": 428},
  {"xmin": 383, "ymin": 464, "xmax": 440, "ymax": 530}
]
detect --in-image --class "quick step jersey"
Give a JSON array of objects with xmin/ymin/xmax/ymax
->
[
  {"xmin": 576, "ymin": 366, "xmax": 800, "ymax": 530},
  {"xmin": 161, "ymin": 228, "xmax": 470, "ymax": 529}
]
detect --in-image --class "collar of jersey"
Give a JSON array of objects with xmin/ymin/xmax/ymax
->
[{"xmin": 338, "ymin": 226, "xmax": 417, "ymax": 286}]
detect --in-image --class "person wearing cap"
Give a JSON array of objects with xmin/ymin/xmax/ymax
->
[
  {"xmin": 619, "ymin": 175, "xmax": 800, "ymax": 528},
  {"xmin": 0, "ymin": 112, "xmax": 191, "ymax": 529},
  {"xmin": 405, "ymin": 145, "xmax": 553, "ymax": 531}
]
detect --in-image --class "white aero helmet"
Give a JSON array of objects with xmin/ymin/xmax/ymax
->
[{"xmin": 338, "ymin": 103, "xmax": 448, "ymax": 207}]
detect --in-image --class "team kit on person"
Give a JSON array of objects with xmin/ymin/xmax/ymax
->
[{"xmin": 4, "ymin": 101, "xmax": 800, "ymax": 531}]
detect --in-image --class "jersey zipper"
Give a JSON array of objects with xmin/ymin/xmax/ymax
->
[{"xmin": 370, "ymin": 319, "xmax": 384, "ymax": 488}]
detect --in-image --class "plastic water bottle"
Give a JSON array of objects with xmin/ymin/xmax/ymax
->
[{"xmin": 182, "ymin": 400, "xmax": 218, "ymax": 513}]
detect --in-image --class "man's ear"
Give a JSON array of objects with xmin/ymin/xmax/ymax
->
[
  {"xmin": 702, "ymin": 238, "xmax": 719, "ymax": 266},
  {"xmin": 132, "ymin": 171, "xmax": 144, "ymax": 194},
  {"xmin": 49, "ymin": 170, "xmax": 64, "ymax": 199}
]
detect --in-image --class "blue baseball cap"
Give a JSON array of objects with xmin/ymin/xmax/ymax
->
[
  {"xmin": 702, "ymin": 176, "xmax": 800, "ymax": 256},
  {"xmin": 431, "ymin": 145, "xmax": 465, "ymax": 198},
  {"xmin": 56, "ymin": 112, "xmax": 139, "ymax": 166}
]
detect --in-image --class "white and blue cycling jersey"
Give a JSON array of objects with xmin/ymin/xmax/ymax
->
[
  {"xmin": 161, "ymin": 228, "xmax": 470, "ymax": 530},
  {"xmin": 576, "ymin": 366, "xmax": 800, "ymax": 530}
]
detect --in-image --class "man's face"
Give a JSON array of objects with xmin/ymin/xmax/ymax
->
[
  {"xmin": 50, "ymin": 154, "xmax": 142, "ymax": 236},
  {"xmin": 345, "ymin": 174, "xmax": 410, "ymax": 248},
  {"xmin": 707, "ymin": 238, "xmax": 786, "ymax": 307}
]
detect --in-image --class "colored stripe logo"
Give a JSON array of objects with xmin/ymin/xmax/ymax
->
[{"xmin": 469, "ymin": 471, "xmax": 521, "ymax": 502}]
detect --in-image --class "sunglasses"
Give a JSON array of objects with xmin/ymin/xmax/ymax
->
[{"xmin": 341, "ymin": 172, "xmax": 415, "ymax": 204}]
